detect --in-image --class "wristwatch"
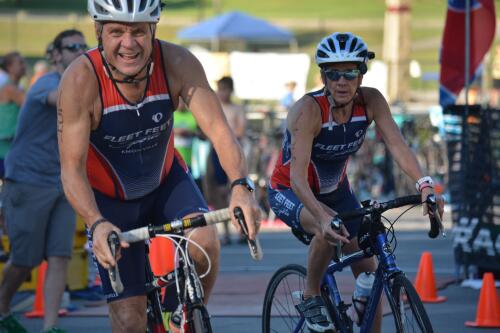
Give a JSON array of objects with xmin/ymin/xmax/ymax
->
[
  {"xmin": 230, "ymin": 177, "xmax": 255, "ymax": 192},
  {"xmin": 415, "ymin": 176, "xmax": 434, "ymax": 192},
  {"xmin": 330, "ymin": 216, "xmax": 343, "ymax": 230}
]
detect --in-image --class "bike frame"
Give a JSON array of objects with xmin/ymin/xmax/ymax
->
[{"xmin": 319, "ymin": 211, "xmax": 404, "ymax": 333}]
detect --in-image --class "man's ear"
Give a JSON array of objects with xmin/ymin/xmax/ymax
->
[{"xmin": 94, "ymin": 22, "xmax": 103, "ymax": 40}]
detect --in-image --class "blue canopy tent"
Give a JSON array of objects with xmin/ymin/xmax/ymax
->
[{"xmin": 177, "ymin": 11, "xmax": 297, "ymax": 51}]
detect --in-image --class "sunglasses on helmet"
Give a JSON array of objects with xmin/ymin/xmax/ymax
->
[
  {"xmin": 324, "ymin": 69, "xmax": 361, "ymax": 81},
  {"xmin": 61, "ymin": 43, "xmax": 88, "ymax": 52}
]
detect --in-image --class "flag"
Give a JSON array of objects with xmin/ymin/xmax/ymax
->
[{"xmin": 439, "ymin": 0, "xmax": 496, "ymax": 106}]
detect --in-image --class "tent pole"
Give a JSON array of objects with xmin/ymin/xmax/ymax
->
[{"xmin": 465, "ymin": 0, "xmax": 470, "ymax": 106}]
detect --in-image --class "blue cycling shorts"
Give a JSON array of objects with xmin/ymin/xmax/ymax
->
[
  {"xmin": 89, "ymin": 156, "xmax": 208, "ymax": 302},
  {"xmin": 267, "ymin": 179, "xmax": 362, "ymax": 244}
]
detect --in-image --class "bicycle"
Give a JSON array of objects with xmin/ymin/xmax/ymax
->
[
  {"xmin": 262, "ymin": 194, "xmax": 444, "ymax": 333},
  {"xmin": 107, "ymin": 207, "xmax": 263, "ymax": 333}
]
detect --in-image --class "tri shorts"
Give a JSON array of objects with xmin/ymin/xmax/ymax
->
[
  {"xmin": 267, "ymin": 179, "xmax": 362, "ymax": 245},
  {"xmin": 90, "ymin": 156, "xmax": 208, "ymax": 302},
  {"xmin": 2, "ymin": 180, "xmax": 76, "ymax": 267}
]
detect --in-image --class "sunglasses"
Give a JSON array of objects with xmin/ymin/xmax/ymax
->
[
  {"xmin": 61, "ymin": 43, "xmax": 88, "ymax": 52},
  {"xmin": 324, "ymin": 69, "xmax": 361, "ymax": 81}
]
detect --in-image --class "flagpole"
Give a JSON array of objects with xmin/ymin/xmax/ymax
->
[{"xmin": 465, "ymin": 0, "xmax": 470, "ymax": 106}]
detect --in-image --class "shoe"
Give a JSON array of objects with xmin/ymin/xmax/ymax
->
[
  {"xmin": 168, "ymin": 305, "xmax": 182, "ymax": 333},
  {"xmin": 295, "ymin": 296, "xmax": 335, "ymax": 333},
  {"xmin": 43, "ymin": 327, "xmax": 67, "ymax": 333},
  {"xmin": 0, "ymin": 314, "xmax": 28, "ymax": 333}
]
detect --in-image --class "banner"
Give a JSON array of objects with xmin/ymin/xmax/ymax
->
[{"xmin": 439, "ymin": 0, "xmax": 496, "ymax": 106}]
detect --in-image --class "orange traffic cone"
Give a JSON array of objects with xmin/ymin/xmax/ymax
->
[
  {"xmin": 25, "ymin": 261, "xmax": 67, "ymax": 318},
  {"xmin": 414, "ymin": 252, "xmax": 447, "ymax": 303},
  {"xmin": 465, "ymin": 272, "xmax": 500, "ymax": 328}
]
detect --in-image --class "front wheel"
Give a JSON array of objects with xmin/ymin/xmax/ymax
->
[
  {"xmin": 262, "ymin": 264, "xmax": 308, "ymax": 333},
  {"xmin": 387, "ymin": 274, "xmax": 434, "ymax": 333},
  {"xmin": 189, "ymin": 306, "xmax": 212, "ymax": 333}
]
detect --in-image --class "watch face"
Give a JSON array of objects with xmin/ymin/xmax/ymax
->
[{"xmin": 246, "ymin": 177, "xmax": 255, "ymax": 191}]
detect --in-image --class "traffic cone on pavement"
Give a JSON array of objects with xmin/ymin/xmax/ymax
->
[
  {"xmin": 25, "ymin": 261, "xmax": 67, "ymax": 318},
  {"xmin": 465, "ymin": 272, "xmax": 500, "ymax": 328},
  {"xmin": 414, "ymin": 252, "xmax": 447, "ymax": 303}
]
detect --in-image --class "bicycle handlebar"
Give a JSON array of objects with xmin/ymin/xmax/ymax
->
[
  {"xmin": 107, "ymin": 207, "xmax": 263, "ymax": 294},
  {"xmin": 335, "ymin": 194, "xmax": 444, "ymax": 239}
]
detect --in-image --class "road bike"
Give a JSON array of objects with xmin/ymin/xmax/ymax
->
[
  {"xmin": 107, "ymin": 207, "xmax": 262, "ymax": 333},
  {"xmin": 262, "ymin": 194, "xmax": 443, "ymax": 333}
]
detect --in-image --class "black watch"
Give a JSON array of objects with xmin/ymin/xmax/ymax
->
[{"xmin": 230, "ymin": 177, "xmax": 255, "ymax": 192}]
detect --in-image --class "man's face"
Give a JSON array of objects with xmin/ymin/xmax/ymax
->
[
  {"xmin": 56, "ymin": 34, "xmax": 87, "ymax": 69},
  {"xmin": 322, "ymin": 62, "xmax": 362, "ymax": 105},
  {"xmin": 217, "ymin": 83, "xmax": 232, "ymax": 103},
  {"xmin": 98, "ymin": 22, "xmax": 154, "ymax": 77},
  {"xmin": 9, "ymin": 55, "xmax": 26, "ymax": 79}
]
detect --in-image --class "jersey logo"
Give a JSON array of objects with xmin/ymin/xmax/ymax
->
[
  {"xmin": 355, "ymin": 129, "xmax": 365, "ymax": 138},
  {"xmin": 152, "ymin": 112, "xmax": 163, "ymax": 123}
]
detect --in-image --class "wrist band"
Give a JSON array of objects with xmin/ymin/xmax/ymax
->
[
  {"xmin": 89, "ymin": 218, "xmax": 108, "ymax": 241},
  {"xmin": 415, "ymin": 176, "xmax": 433, "ymax": 192},
  {"xmin": 419, "ymin": 184, "xmax": 433, "ymax": 192}
]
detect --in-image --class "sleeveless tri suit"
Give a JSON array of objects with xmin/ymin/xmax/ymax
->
[
  {"xmin": 268, "ymin": 88, "xmax": 371, "ymax": 244},
  {"xmin": 85, "ymin": 40, "xmax": 207, "ymax": 300}
]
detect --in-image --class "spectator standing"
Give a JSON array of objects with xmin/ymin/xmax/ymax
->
[
  {"xmin": 0, "ymin": 51, "xmax": 26, "ymax": 178},
  {"xmin": 0, "ymin": 29, "xmax": 86, "ymax": 333},
  {"xmin": 205, "ymin": 76, "xmax": 247, "ymax": 245}
]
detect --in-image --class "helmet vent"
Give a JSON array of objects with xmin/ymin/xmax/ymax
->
[
  {"xmin": 95, "ymin": 3, "xmax": 109, "ymax": 14},
  {"xmin": 127, "ymin": 0, "xmax": 134, "ymax": 12},
  {"xmin": 327, "ymin": 38, "xmax": 336, "ymax": 53},
  {"xmin": 111, "ymin": 0, "xmax": 122, "ymax": 10},
  {"xmin": 317, "ymin": 50, "xmax": 328, "ymax": 59},
  {"xmin": 349, "ymin": 37, "xmax": 358, "ymax": 52}
]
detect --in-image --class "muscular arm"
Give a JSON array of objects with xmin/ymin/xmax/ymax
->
[
  {"xmin": 366, "ymin": 87, "xmax": 425, "ymax": 182},
  {"xmin": 289, "ymin": 97, "xmax": 331, "ymax": 223},
  {"xmin": 57, "ymin": 58, "xmax": 102, "ymax": 226},
  {"xmin": 165, "ymin": 44, "xmax": 260, "ymax": 237},
  {"xmin": 177, "ymin": 51, "xmax": 247, "ymax": 182}
]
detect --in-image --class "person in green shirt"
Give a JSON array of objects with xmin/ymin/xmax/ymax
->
[
  {"xmin": 0, "ymin": 51, "xmax": 26, "ymax": 177},
  {"xmin": 173, "ymin": 98, "xmax": 198, "ymax": 168}
]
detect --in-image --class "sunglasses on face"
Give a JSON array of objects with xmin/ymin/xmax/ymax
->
[
  {"xmin": 324, "ymin": 69, "xmax": 361, "ymax": 81},
  {"xmin": 61, "ymin": 43, "xmax": 88, "ymax": 52}
]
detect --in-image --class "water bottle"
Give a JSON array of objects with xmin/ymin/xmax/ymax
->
[{"xmin": 347, "ymin": 272, "xmax": 375, "ymax": 325}]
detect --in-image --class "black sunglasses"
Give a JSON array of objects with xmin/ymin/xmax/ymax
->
[
  {"xmin": 61, "ymin": 43, "xmax": 88, "ymax": 52},
  {"xmin": 324, "ymin": 69, "xmax": 361, "ymax": 81}
]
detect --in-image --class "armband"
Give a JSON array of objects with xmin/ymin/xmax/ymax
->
[
  {"xmin": 89, "ymin": 218, "xmax": 108, "ymax": 241},
  {"xmin": 415, "ymin": 176, "xmax": 434, "ymax": 192}
]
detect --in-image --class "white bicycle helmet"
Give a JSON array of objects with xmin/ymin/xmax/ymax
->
[
  {"xmin": 88, "ymin": 0, "xmax": 161, "ymax": 23},
  {"xmin": 315, "ymin": 32, "xmax": 371, "ymax": 73}
]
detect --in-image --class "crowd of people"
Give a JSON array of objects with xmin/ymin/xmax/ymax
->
[{"xmin": 0, "ymin": 1, "xmax": 445, "ymax": 333}]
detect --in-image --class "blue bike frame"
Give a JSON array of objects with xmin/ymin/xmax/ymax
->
[{"xmin": 316, "ymin": 227, "xmax": 402, "ymax": 333}]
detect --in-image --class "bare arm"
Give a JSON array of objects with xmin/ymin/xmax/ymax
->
[
  {"xmin": 289, "ymin": 97, "xmax": 330, "ymax": 223},
  {"xmin": 58, "ymin": 58, "xmax": 123, "ymax": 268},
  {"xmin": 171, "ymin": 46, "xmax": 260, "ymax": 238},
  {"xmin": 5, "ymin": 85, "xmax": 24, "ymax": 106},
  {"xmin": 366, "ymin": 87, "xmax": 444, "ymax": 217},
  {"xmin": 366, "ymin": 87, "xmax": 424, "ymax": 182}
]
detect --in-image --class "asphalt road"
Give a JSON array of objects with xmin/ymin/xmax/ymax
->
[{"xmin": 13, "ymin": 209, "xmax": 499, "ymax": 332}]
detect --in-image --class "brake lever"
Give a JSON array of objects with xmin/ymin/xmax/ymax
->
[
  {"xmin": 233, "ymin": 207, "xmax": 263, "ymax": 261},
  {"xmin": 107, "ymin": 231, "xmax": 124, "ymax": 294},
  {"xmin": 330, "ymin": 216, "xmax": 343, "ymax": 263},
  {"xmin": 426, "ymin": 195, "xmax": 445, "ymax": 239}
]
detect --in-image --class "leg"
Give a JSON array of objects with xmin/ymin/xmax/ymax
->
[
  {"xmin": 0, "ymin": 262, "xmax": 31, "ymax": 315},
  {"xmin": 108, "ymin": 295, "xmax": 147, "ymax": 332},
  {"xmin": 343, "ymin": 238, "xmax": 382, "ymax": 333},
  {"xmin": 43, "ymin": 256, "xmax": 69, "ymax": 331},
  {"xmin": 186, "ymin": 222, "xmax": 220, "ymax": 303},
  {"xmin": 299, "ymin": 204, "xmax": 336, "ymax": 297}
]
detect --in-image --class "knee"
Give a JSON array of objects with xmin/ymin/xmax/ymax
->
[
  {"xmin": 189, "ymin": 226, "xmax": 220, "ymax": 261},
  {"xmin": 111, "ymin": 307, "xmax": 146, "ymax": 332}
]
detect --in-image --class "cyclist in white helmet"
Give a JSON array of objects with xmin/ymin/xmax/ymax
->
[
  {"xmin": 268, "ymin": 32, "xmax": 444, "ymax": 332},
  {"xmin": 58, "ymin": 1, "xmax": 261, "ymax": 331}
]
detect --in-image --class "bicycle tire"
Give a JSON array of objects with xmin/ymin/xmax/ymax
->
[
  {"xmin": 387, "ymin": 274, "xmax": 434, "ymax": 333},
  {"xmin": 190, "ymin": 307, "xmax": 212, "ymax": 333},
  {"xmin": 262, "ymin": 264, "xmax": 308, "ymax": 333}
]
